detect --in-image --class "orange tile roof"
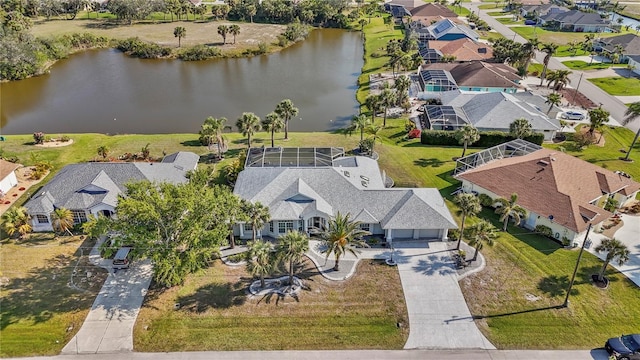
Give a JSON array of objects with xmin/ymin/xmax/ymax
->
[
  {"xmin": 0, "ymin": 159, "xmax": 20, "ymax": 181},
  {"xmin": 427, "ymin": 39, "xmax": 493, "ymax": 61},
  {"xmin": 457, "ymin": 149, "xmax": 640, "ymax": 233}
]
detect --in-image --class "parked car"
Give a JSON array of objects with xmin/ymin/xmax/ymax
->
[
  {"xmin": 605, "ymin": 334, "xmax": 640, "ymax": 360},
  {"xmin": 524, "ymin": 19, "xmax": 537, "ymax": 25},
  {"xmin": 112, "ymin": 247, "xmax": 132, "ymax": 269},
  {"xmin": 561, "ymin": 111, "xmax": 585, "ymax": 120}
]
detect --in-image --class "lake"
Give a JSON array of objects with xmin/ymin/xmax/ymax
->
[{"xmin": 0, "ymin": 28, "xmax": 363, "ymax": 135}]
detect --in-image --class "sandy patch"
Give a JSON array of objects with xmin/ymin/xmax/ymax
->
[
  {"xmin": 0, "ymin": 166, "xmax": 50, "ymax": 216},
  {"xmin": 35, "ymin": 139, "xmax": 75, "ymax": 148}
]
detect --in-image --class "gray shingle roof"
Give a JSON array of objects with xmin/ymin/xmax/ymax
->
[
  {"xmin": 233, "ymin": 156, "xmax": 457, "ymax": 230},
  {"xmin": 541, "ymin": 10, "xmax": 609, "ymax": 26},
  {"xmin": 598, "ymin": 34, "xmax": 640, "ymax": 55},
  {"xmin": 24, "ymin": 152, "xmax": 196, "ymax": 214}
]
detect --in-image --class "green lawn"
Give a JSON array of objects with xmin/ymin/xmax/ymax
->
[
  {"xmin": 496, "ymin": 17, "xmax": 520, "ymax": 25},
  {"xmin": 486, "ymin": 11, "xmax": 509, "ymax": 16},
  {"xmin": 478, "ymin": 30, "xmax": 505, "ymax": 42},
  {"xmin": 561, "ymin": 60, "xmax": 612, "ymax": 70},
  {"xmin": 479, "ymin": 3, "xmax": 501, "ymax": 9},
  {"xmin": 511, "ymin": 27, "xmax": 626, "ymax": 45},
  {"xmin": 588, "ymin": 76, "xmax": 640, "ymax": 96},
  {"xmin": 554, "ymin": 45, "xmax": 588, "ymax": 57},
  {"xmin": 449, "ymin": 5, "xmax": 471, "ymax": 16}
]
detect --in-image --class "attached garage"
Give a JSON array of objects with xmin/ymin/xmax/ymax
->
[
  {"xmin": 419, "ymin": 229, "xmax": 440, "ymax": 239},
  {"xmin": 393, "ymin": 229, "xmax": 415, "ymax": 239}
]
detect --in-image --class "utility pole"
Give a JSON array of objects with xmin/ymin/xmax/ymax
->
[
  {"xmin": 563, "ymin": 223, "xmax": 592, "ymax": 308},
  {"xmin": 572, "ymin": 72, "xmax": 585, "ymax": 105}
]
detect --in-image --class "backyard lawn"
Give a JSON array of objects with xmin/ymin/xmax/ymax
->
[
  {"xmin": 511, "ymin": 27, "xmax": 626, "ymax": 44},
  {"xmin": 562, "ymin": 60, "xmax": 613, "ymax": 70},
  {"xmin": 555, "ymin": 45, "xmax": 588, "ymax": 57},
  {"xmin": 588, "ymin": 77, "xmax": 640, "ymax": 96}
]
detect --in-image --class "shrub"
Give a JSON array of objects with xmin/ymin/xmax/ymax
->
[
  {"xmin": 535, "ymin": 224, "xmax": 553, "ymax": 238},
  {"xmin": 407, "ymin": 128, "xmax": 421, "ymax": 139},
  {"xmin": 179, "ymin": 45, "xmax": 221, "ymax": 61},
  {"xmin": 256, "ymin": 42, "xmax": 268, "ymax": 54},
  {"xmin": 478, "ymin": 193, "xmax": 494, "ymax": 207},
  {"xmin": 561, "ymin": 236, "xmax": 571, "ymax": 247},
  {"xmin": 60, "ymin": 135, "xmax": 71, "ymax": 142},
  {"xmin": 448, "ymin": 229, "xmax": 460, "ymax": 241},
  {"xmin": 226, "ymin": 253, "xmax": 245, "ymax": 263},
  {"xmin": 33, "ymin": 132, "xmax": 45, "ymax": 145},
  {"xmin": 116, "ymin": 38, "xmax": 171, "ymax": 59},
  {"xmin": 420, "ymin": 130, "xmax": 544, "ymax": 146}
]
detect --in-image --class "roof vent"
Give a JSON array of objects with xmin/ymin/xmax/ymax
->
[
  {"xmin": 360, "ymin": 175, "xmax": 370, "ymax": 181},
  {"xmin": 361, "ymin": 180, "xmax": 369, "ymax": 187},
  {"xmin": 344, "ymin": 171, "xmax": 350, "ymax": 177},
  {"xmin": 537, "ymin": 160, "xmax": 549, "ymax": 166}
]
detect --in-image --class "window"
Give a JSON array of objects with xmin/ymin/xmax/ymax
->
[
  {"xmin": 36, "ymin": 214, "xmax": 49, "ymax": 224},
  {"xmin": 243, "ymin": 223, "xmax": 252, "ymax": 232},
  {"xmin": 360, "ymin": 223, "xmax": 370, "ymax": 232},
  {"xmin": 278, "ymin": 221, "xmax": 294, "ymax": 234},
  {"xmin": 71, "ymin": 210, "xmax": 87, "ymax": 224},
  {"xmin": 269, "ymin": 221, "xmax": 274, "ymax": 233}
]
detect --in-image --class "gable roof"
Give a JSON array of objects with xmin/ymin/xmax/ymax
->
[
  {"xmin": 427, "ymin": 38, "xmax": 493, "ymax": 61},
  {"xmin": 598, "ymin": 33, "xmax": 640, "ymax": 55},
  {"xmin": 456, "ymin": 148, "xmax": 640, "ymax": 232},
  {"xmin": 234, "ymin": 155, "xmax": 457, "ymax": 230},
  {"xmin": 24, "ymin": 152, "xmax": 198, "ymax": 214},
  {"xmin": 387, "ymin": 0, "xmax": 425, "ymax": 10},
  {"xmin": 411, "ymin": 3, "xmax": 458, "ymax": 18},
  {"xmin": 426, "ymin": 18, "xmax": 479, "ymax": 41},
  {"xmin": 421, "ymin": 62, "xmax": 521, "ymax": 88},
  {"xmin": 0, "ymin": 159, "xmax": 20, "ymax": 182},
  {"xmin": 541, "ymin": 10, "xmax": 609, "ymax": 26}
]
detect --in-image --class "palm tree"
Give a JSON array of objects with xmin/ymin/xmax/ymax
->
[
  {"xmin": 540, "ymin": 42, "xmax": 558, "ymax": 86},
  {"xmin": 467, "ymin": 220, "xmax": 498, "ymax": 262},
  {"xmin": 379, "ymin": 85, "xmax": 396, "ymax": 127},
  {"xmin": 201, "ymin": 116, "xmax": 228, "ymax": 157},
  {"xmin": 347, "ymin": 114, "xmax": 371, "ymax": 141},
  {"xmin": 454, "ymin": 124, "xmax": 480, "ymax": 157},
  {"xmin": 317, "ymin": 212, "xmax": 370, "ymax": 271},
  {"xmin": 549, "ymin": 69, "xmax": 572, "ymax": 91},
  {"xmin": 236, "ymin": 112, "xmax": 261, "ymax": 148},
  {"xmin": 509, "ymin": 118, "xmax": 533, "ymax": 139},
  {"xmin": 394, "ymin": 74, "xmax": 411, "ymax": 106},
  {"xmin": 365, "ymin": 94, "xmax": 381, "ymax": 124},
  {"xmin": 275, "ymin": 99, "xmax": 299, "ymax": 140},
  {"xmin": 454, "ymin": 193, "xmax": 481, "ymax": 250},
  {"xmin": 276, "ymin": 230, "xmax": 309, "ymax": 286},
  {"xmin": 495, "ymin": 193, "xmax": 527, "ymax": 232},
  {"xmin": 97, "ymin": 145, "xmax": 109, "ymax": 160},
  {"xmin": 545, "ymin": 93, "xmax": 561, "ymax": 114},
  {"xmin": 173, "ymin": 26, "xmax": 186, "ymax": 47},
  {"xmin": 588, "ymin": 107, "xmax": 610, "ymax": 141},
  {"xmin": 228, "ymin": 24, "xmax": 240, "ymax": 44},
  {"xmin": 365, "ymin": 124, "xmax": 383, "ymax": 155},
  {"xmin": 262, "ymin": 112, "xmax": 284, "ymax": 148},
  {"xmin": 217, "ymin": 24, "xmax": 229, "ymax": 44},
  {"xmin": 1, "ymin": 206, "xmax": 32, "ymax": 239},
  {"xmin": 358, "ymin": 18, "xmax": 367, "ymax": 33},
  {"xmin": 594, "ymin": 238, "xmax": 630, "ymax": 282},
  {"xmin": 51, "ymin": 208, "xmax": 74, "ymax": 236},
  {"xmin": 244, "ymin": 201, "xmax": 271, "ymax": 241},
  {"xmin": 519, "ymin": 38, "xmax": 540, "ymax": 76},
  {"xmin": 622, "ymin": 102, "xmax": 640, "ymax": 161},
  {"xmin": 246, "ymin": 239, "xmax": 274, "ymax": 288}
]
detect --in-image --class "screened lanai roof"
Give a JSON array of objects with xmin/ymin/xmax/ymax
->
[
  {"xmin": 420, "ymin": 69, "xmax": 457, "ymax": 86},
  {"xmin": 425, "ymin": 105, "xmax": 468, "ymax": 128},
  {"xmin": 419, "ymin": 47, "xmax": 443, "ymax": 63},
  {"xmin": 245, "ymin": 147, "xmax": 345, "ymax": 168}
]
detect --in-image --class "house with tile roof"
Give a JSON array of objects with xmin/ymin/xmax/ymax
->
[
  {"xmin": 410, "ymin": 3, "xmax": 460, "ymax": 27},
  {"xmin": 540, "ymin": 10, "xmax": 611, "ymax": 32},
  {"xmin": 421, "ymin": 90, "xmax": 561, "ymax": 140},
  {"xmin": 0, "ymin": 159, "xmax": 20, "ymax": 197},
  {"xmin": 455, "ymin": 141, "xmax": 640, "ymax": 244},
  {"xmin": 24, "ymin": 152, "xmax": 199, "ymax": 232},
  {"xmin": 233, "ymin": 147, "xmax": 457, "ymax": 242},
  {"xmin": 422, "ymin": 38, "xmax": 493, "ymax": 63},
  {"xmin": 418, "ymin": 62, "xmax": 521, "ymax": 93}
]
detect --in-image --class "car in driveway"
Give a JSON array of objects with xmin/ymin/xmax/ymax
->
[
  {"xmin": 605, "ymin": 334, "xmax": 640, "ymax": 360},
  {"xmin": 561, "ymin": 111, "xmax": 585, "ymax": 120}
]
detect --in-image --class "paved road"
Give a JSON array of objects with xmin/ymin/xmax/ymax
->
[{"xmin": 467, "ymin": 1, "xmax": 640, "ymax": 134}]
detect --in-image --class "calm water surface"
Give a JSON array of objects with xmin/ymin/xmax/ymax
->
[{"xmin": 0, "ymin": 29, "xmax": 363, "ymax": 134}]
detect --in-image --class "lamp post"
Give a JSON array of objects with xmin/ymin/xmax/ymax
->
[
  {"xmin": 563, "ymin": 222, "xmax": 592, "ymax": 308},
  {"xmin": 572, "ymin": 72, "xmax": 584, "ymax": 105}
]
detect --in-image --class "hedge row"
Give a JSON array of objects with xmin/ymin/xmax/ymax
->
[{"xmin": 420, "ymin": 130, "xmax": 544, "ymax": 147}]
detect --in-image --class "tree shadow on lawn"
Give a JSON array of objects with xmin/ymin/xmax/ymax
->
[
  {"xmin": 180, "ymin": 140, "xmax": 202, "ymax": 147},
  {"xmin": 414, "ymin": 158, "xmax": 446, "ymax": 168},
  {"xmin": 0, "ymin": 241, "xmax": 104, "ymax": 330},
  {"xmin": 537, "ymin": 274, "xmax": 579, "ymax": 298},
  {"xmin": 576, "ymin": 264, "xmax": 629, "ymax": 287},
  {"xmin": 176, "ymin": 281, "xmax": 247, "ymax": 312}
]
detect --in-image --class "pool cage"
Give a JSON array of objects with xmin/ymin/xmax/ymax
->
[
  {"xmin": 245, "ymin": 147, "xmax": 345, "ymax": 168},
  {"xmin": 423, "ymin": 105, "xmax": 468, "ymax": 130},
  {"xmin": 453, "ymin": 139, "xmax": 542, "ymax": 176}
]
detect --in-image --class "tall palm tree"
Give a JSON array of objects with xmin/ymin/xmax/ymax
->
[
  {"xmin": 276, "ymin": 230, "xmax": 309, "ymax": 285},
  {"xmin": 509, "ymin": 118, "xmax": 533, "ymax": 139},
  {"xmin": 229, "ymin": 24, "xmax": 240, "ymax": 44},
  {"xmin": 245, "ymin": 239, "xmax": 274, "ymax": 288},
  {"xmin": 236, "ymin": 112, "xmax": 261, "ymax": 148},
  {"xmin": 594, "ymin": 238, "xmax": 630, "ymax": 282},
  {"xmin": 173, "ymin": 26, "xmax": 186, "ymax": 47},
  {"xmin": 317, "ymin": 212, "xmax": 370, "ymax": 271},
  {"xmin": 365, "ymin": 94, "xmax": 381, "ymax": 124},
  {"xmin": 201, "ymin": 116, "xmax": 228, "ymax": 157},
  {"xmin": 217, "ymin": 24, "xmax": 229, "ymax": 44},
  {"xmin": 51, "ymin": 208, "xmax": 74, "ymax": 236},
  {"xmin": 519, "ymin": 38, "xmax": 540, "ymax": 77},
  {"xmin": 394, "ymin": 74, "xmax": 411, "ymax": 106},
  {"xmin": 454, "ymin": 124, "xmax": 480, "ymax": 157},
  {"xmin": 588, "ymin": 107, "xmax": 610, "ymax": 140},
  {"xmin": 262, "ymin": 112, "xmax": 284, "ymax": 148},
  {"xmin": 622, "ymin": 102, "xmax": 640, "ymax": 161},
  {"xmin": 495, "ymin": 193, "xmax": 527, "ymax": 232},
  {"xmin": 365, "ymin": 124, "xmax": 383, "ymax": 155},
  {"xmin": 454, "ymin": 193, "xmax": 481, "ymax": 250},
  {"xmin": 379, "ymin": 85, "xmax": 396, "ymax": 127},
  {"xmin": 540, "ymin": 42, "xmax": 558, "ymax": 86},
  {"xmin": 347, "ymin": 114, "xmax": 371, "ymax": 141},
  {"xmin": 1, "ymin": 206, "xmax": 32, "ymax": 239},
  {"xmin": 545, "ymin": 93, "xmax": 561, "ymax": 114},
  {"xmin": 549, "ymin": 69, "xmax": 572, "ymax": 91},
  {"xmin": 244, "ymin": 201, "xmax": 271, "ymax": 241},
  {"xmin": 275, "ymin": 99, "xmax": 299, "ymax": 140},
  {"xmin": 97, "ymin": 145, "xmax": 109, "ymax": 160},
  {"xmin": 467, "ymin": 220, "xmax": 498, "ymax": 262}
]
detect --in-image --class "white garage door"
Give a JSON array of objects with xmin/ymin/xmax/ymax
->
[
  {"xmin": 419, "ymin": 229, "xmax": 439, "ymax": 239},
  {"xmin": 393, "ymin": 229, "xmax": 414, "ymax": 239}
]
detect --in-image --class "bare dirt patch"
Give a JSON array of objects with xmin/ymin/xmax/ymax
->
[
  {"xmin": 35, "ymin": 139, "xmax": 74, "ymax": 148},
  {"xmin": 0, "ymin": 166, "xmax": 49, "ymax": 216}
]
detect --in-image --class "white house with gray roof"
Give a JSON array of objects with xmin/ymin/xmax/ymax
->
[
  {"xmin": 24, "ymin": 152, "xmax": 199, "ymax": 232},
  {"xmin": 233, "ymin": 147, "xmax": 457, "ymax": 242}
]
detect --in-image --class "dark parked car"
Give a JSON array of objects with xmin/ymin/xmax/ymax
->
[
  {"xmin": 605, "ymin": 334, "xmax": 640, "ymax": 360},
  {"xmin": 524, "ymin": 19, "xmax": 537, "ymax": 25}
]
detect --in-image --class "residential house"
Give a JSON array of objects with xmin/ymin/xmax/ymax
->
[
  {"xmin": 421, "ymin": 38, "xmax": 493, "ymax": 63},
  {"xmin": 24, "ymin": 152, "xmax": 199, "ymax": 232},
  {"xmin": 418, "ymin": 62, "xmax": 522, "ymax": 94},
  {"xmin": 385, "ymin": 3, "xmax": 411, "ymax": 19},
  {"xmin": 520, "ymin": 4, "xmax": 568, "ymax": 18},
  {"xmin": 410, "ymin": 3, "xmax": 460, "ymax": 27},
  {"xmin": 421, "ymin": 90, "xmax": 561, "ymax": 140},
  {"xmin": 455, "ymin": 140, "xmax": 640, "ymax": 244},
  {"xmin": 514, "ymin": 0, "xmax": 551, "ymax": 5},
  {"xmin": 627, "ymin": 55, "xmax": 640, "ymax": 76},
  {"xmin": 233, "ymin": 147, "xmax": 457, "ymax": 243},
  {"xmin": 595, "ymin": 33, "xmax": 640, "ymax": 62},
  {"xmin": 540, "ymin": 10, "xmax": 611, "ymax": 32},
  {"xmin": 0, "ymin": 159, "xmax": 20, "ymax": 197},
  {"xmin": 410, "ymin": 18, "xmax": 479, "ymax": 43},
  {"xmin": 386, "ymin": 0, "xmax": 425, "ymax": 10}
]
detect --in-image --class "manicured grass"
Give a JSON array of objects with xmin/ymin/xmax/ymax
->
[
  {"xmin": 554, "ymin": 45, "xmax": 588, "ymax": 57},
  {"xmin": 478, "ymin": 30, "xmax": 505, "ymax": 41},
  {"xmin": 496, "ymin": 17, "xmax": 520, "ymax": 25},
  {"xmin": 0, "ymin": 235, "xmax": 108, "ymax": 357},
  {"xmin": 486, "ymin": 11, "xmax": 509, "ymax": 16},
  {"xmin": 511, "ymin": 27, "xmax": 625, "ymax": 44},
  {"xmin": 449, "ymin": 5, "xmax": 471, "ymax": 16},
  {"xmin": 562, "ymin": 60, "xmax": 613, "ymax": 70},
  {"xmin": 133, "ymin": 259, "xmax": 409, "ymax": 351},
  {"xmin": 479, "ymin": 3, "xmax": 501, "ymax": 9},
  {"xmin": 588, "ymin": 76, "xmax": 640, "ymax": 96}
]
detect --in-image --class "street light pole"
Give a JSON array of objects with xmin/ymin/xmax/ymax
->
[
  {"xmin": 572, "ymin": 72, "xmax": 585, "ymax": 105},
  {"xmin": 563, "ymin": 222, "xmax": 592, "ymax": 308}
]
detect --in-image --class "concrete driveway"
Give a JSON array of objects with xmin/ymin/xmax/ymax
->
[{"xmin": 586, "ymin": 214, "xmax": 640, "ymax": 287}]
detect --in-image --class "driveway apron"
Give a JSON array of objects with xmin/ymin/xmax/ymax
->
[{"xmin": 394, "ymin": 242, "xmax": 495, "ymax": 350}]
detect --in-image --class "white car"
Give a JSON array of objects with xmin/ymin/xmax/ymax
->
[{"xmin": 561, "ymin": 111, "xmax": 585, "ymax": 120}]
